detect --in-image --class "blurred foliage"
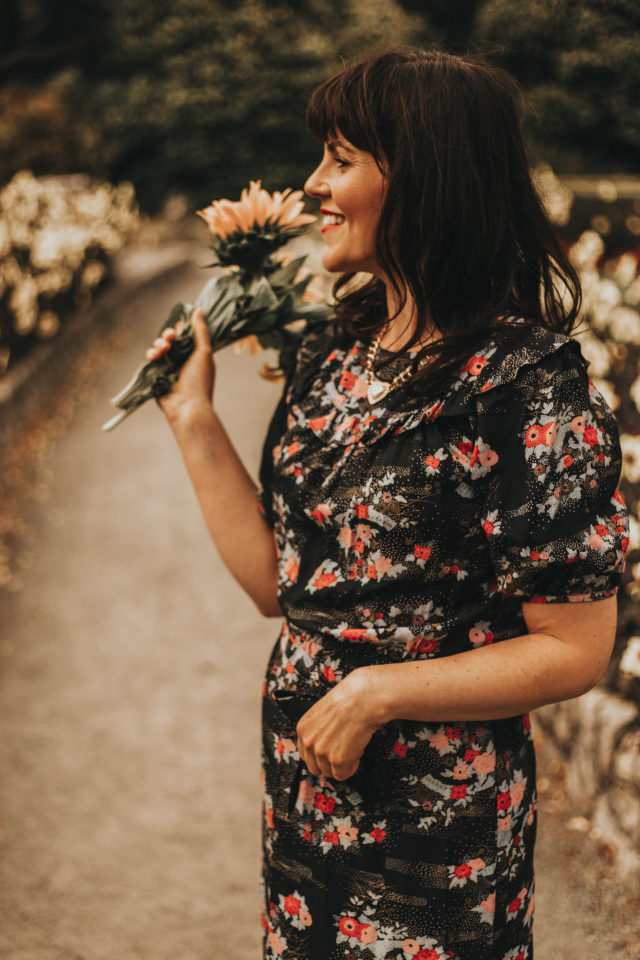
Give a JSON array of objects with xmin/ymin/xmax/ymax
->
[
  {"xmin": 0, "ymin": 171, "xmax": 139, "ymax": 369},
  {"xmin": 0, "ymin": 0, "xmax": 421, "ymax": 212},
  {"xmin": 475, "ymin": 0, "xmax": 640, "ymax": 173}
]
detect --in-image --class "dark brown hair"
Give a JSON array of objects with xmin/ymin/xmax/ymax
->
[{"xmin": 306, "ymin": 48, "xmax": 582, "ymax": 393}]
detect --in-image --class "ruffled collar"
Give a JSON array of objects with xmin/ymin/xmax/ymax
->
[{"xmin": 287, "ymin": 322, "xmax": 587, "ymax": 447}]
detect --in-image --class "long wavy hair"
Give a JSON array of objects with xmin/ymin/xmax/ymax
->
[{"xmin": 305, "ymin": 48, "xmax": 582, "ymax": 395}]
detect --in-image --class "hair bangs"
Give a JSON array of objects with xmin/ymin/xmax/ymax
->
[{"xmin": 305, "ymin": 71, "xmax": 382, "ymax": 161}]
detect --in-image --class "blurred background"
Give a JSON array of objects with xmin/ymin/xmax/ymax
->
[{"xmin": 0, "ymin": 1, "xmax": 639, "ymax": 957}]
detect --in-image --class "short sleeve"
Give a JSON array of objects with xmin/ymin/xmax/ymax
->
[{"xmin": 473, "ymin": 341, "xmax": 629, "ymax": 603}]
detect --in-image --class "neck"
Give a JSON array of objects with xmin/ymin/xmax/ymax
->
[{"xmin": 380, "ymin": 284, "xmax": 437, "ymax": 352}]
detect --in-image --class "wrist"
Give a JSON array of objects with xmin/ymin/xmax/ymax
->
[
  {"xmin": 165, "ymin": 399, "xmax": 216, "ymax": 433},
  {"xmin": 355, "ymin": 664, "xmax": 398, "ymax": 727}
]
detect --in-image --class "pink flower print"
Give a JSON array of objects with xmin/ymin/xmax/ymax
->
[
  {"xmin": 352, "ymin": 376, "xmax": 369, "ymax": 399},
  {"xmin": 589, "ymin": 532, "xmax": 604, "ymax": 551},
  {"xmin": 467, "ymin": 857, "xmax": 486, "ymax": 871},
  {"xmin": 571, "ymin": 415, "xmax": 586, "ymax": 434},
  {"xmin": 302, "ymin": 638, "xmax": 319, "ymax": 659},
  {"xmin": 479, "ymin": 892, "xmax": 496, "ymax": 914},
  {"xmin": 339, "ymin": 526, "xmax": 355, "ymax": 548},
  {"xmin": 337, "ymin": 824, "xmax": 358, "ymax": 843},
  {"xmin": 497, "ymin": 814, "xmax": 511, "ymax": 832},
  {"xmin": 308, "ymin": 415, "xmax": 327, "ymax": 432},
  {"xmin": 469, "ymin": 627, "xmax": 485, "ymax": 645},
  {"xmin": 299, "ymin": 909, "xmax": 312, "ymax": 926},
  {"xmin": 267, "ymin": 931, "xmax": 285, "ymax": 955},
  {"xmin": 283, "ymin": 556, "xmax": 299, "ymax": 582},
  {"xmin": 452, "ymin": 762, "xmax": 468, "ymax": 780},
  {"xmin": 356, "ymin": 523, "xmax": 371, "ymax": 540},
  {"xmin": 510, "ymin": 780, "xmax": 526, "ymax": 808},
  {"xmin": 298, "ymin": 780, "xmax": 316, "ymax": 806},
  {"xmin": 381, "ymin": 491, "xmax": 393, "ymax": 502},
  {"xmin": 472, "ymin": 752, "xmax": 496, "ymax": 774},
  {"xmin": 429, "ymin": 732, "xmax": 450, "ymax": 751},
  {"xmin": 358, "ymin": 924, "xmax": 378, "ymax": 944},
  {"xmin": 375, "ymin": 555, "xmax": 393, "ymax": 576},
  {"xmin": 402, "ymin": 940, "xmax": 421, "ymax": 956},
  {"xmin": 281, "ymin": 738, "xmax": 296, "ymax": 754},
  {"xmin": 451, "ymin": 447, "xmax": 469, "ymax": 466},
  {"xmin": 479, "ymin": 448, "xmax": 498, "ymax": 467},
  {"xmin": 526, "ymin": 894, "xmax": 535, "ymax": 919}
]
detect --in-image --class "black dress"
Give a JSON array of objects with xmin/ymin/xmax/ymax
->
[{"xmin": 256, "ymin": 321, "xmax": 629, "ymax": 960}]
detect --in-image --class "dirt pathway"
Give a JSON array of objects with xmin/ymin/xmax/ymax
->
[{"xmin": 0, "ymin": 259, "xmax": 637, "ymax": 959}]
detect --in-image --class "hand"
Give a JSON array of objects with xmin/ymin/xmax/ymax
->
[
  {"xmin": 296, "ymin": 668, "xmax": 385, "ymax": 781},
  {"xmin": 148, "ymin": 307, "xmax": 216, "ymax": 422}
]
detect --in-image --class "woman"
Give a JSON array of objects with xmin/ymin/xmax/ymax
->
[{"xmin": 149, "ymin": 49, "xmax": 628, "ymax": 960}]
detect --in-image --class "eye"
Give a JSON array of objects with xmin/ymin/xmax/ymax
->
[{"xmin": 334, "ymin": 154, "xmax": 351, "ymax": 169}]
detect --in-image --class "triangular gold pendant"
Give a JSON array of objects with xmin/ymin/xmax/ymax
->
[{"xmin": 367, "ymin": 379, "xmax": 391, "ymax": 404}]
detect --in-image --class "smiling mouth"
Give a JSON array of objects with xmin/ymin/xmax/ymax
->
[{"xmin": 321, "ymin": 212, "xmax": 346, "ymax": 232}]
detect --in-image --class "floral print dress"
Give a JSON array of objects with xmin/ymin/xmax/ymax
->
[{"xmin": 256, "ymin": 321, "xmax": 629, "ymax": 960}]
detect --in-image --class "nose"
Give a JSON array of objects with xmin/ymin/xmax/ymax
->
[{"xmin": 304, "ymin": 162, "xmax": 329, "ymax": 200}]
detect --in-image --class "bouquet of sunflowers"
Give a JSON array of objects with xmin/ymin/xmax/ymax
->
[{"xmin": 102, "ymin": 181, "xmax": 330, "ymax": 431}]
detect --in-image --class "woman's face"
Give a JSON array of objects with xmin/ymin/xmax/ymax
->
[{"xmin": 304, "ymin": 134, "xmax": 387, "ymax": 276}]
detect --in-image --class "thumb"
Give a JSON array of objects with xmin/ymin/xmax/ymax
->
[{"xmin": 190, "ymin": 307, "xmax": 211, "ymax": 352}]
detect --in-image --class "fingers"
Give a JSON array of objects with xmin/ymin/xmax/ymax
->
[
  {"xmin": 190, "ymin": 307, "xmax": 211, "ymax": 352},
  {"xmin": 146, "ymin": 326, "xmax": 177, "ymax": 361}
]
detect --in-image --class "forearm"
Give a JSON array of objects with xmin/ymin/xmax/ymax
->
[
  {"xmin": 167, "ymin": 402, "xmax": 281, "ymax": 616},
  {"xmin": 366, "ymin": 627, "xmax": 608, "ymax": 726}
]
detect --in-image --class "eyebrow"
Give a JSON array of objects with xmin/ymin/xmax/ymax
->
[{"xmin": 327, "ymin": 139, "xmax": 356, "ymax": 155}]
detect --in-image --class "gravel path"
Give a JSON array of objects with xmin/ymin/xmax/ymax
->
[{"xmin": 0, "ymin": 257, "xmax": 637, "ymax": 959}]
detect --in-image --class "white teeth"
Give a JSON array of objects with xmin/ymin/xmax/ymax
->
[{"xmin": 323, "ymin": 214, "xmax": 345, "ymax": 226}]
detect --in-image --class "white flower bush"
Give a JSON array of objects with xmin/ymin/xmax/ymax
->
[{"xmin": 0, "ymin": 170, "xmax": 139, "ymax": 371}]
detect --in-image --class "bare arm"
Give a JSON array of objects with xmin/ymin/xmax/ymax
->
[
  {"xmin": 296, "ymin": 595, "xmax": 617, "ymax": 780},
  {"xmin": 151, "ymin": 308, "xmax": 281, "ymax": 617}
]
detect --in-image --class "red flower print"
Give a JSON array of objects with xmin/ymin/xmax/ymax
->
[
  {"xmin": 340, "ymin": 627, "xmax": 367, "ymax": 640},
  {"xmin": 469, "ymin": 445, "xmax": 479, "ymax": 467},
  {"xmin": 458, "ymin": 440, "xmax": 473, "ymax": 455},
  {"xmin": 323, "ymin": 665, "xmax": 336, "ymax": 682},
  {"xmin": 413, "ymin": 637, "xmax": 438, "ymax": 654},
  {"xmin": 614, "ymin": 489, "xmax": 626, "ymax": 506},
  {"xmin": 497, "ymin": 792, "xmax": 510, "ymax": 810},
  {"xmin": 311, "ymin": 508, "xmax": 327, "ymax": 523},
  {"xmin": 339, "ymin": 370, "xmax": 357, "ymax": 391},
  {"xmin": 276, "ymin": 739, "xmax": 285, "ymax": 755},
  {"xmin": 302, "ymin": 825, "xmax": 312, "ymax": 841},
  {"xmin": 508, "ymin": 897, "xmax": 522, "ymax": 913},
  {"xmin": 583, "ymin": 424, "xmax": 598, "ymax": 446},
  {"xmin": 313, "ymin": 572, "xmax": 337, "ymax": 589},
  {"xmin": 563, "ymin": 454, "xmax": 573, "ymax": 468},
  {"xmin": 324, "ymin": 829, "xmax": 339, "ymax": 844},
  {"xmin": 370, "ymin": 827, "xmax": 386, "ymax": 842},
  {"xmin": 523, "ymin": 712, "xmax": 531, "ymax": 731},
  {"xmin": 339, "ymin": 916, "xmax": 360, "ymax": 936},
  {"xmin": 451, "ymin": 784, "xmax": 467, "ymax": 799},
  {"xmin": 308, "ymin": 415, "xmax": 327, "ymax": 431},
  {"xmin": 445, "ymin": 725, "xmax": 461, "ymax": 740},
  {"xmin": 530, "ymin": 550, "xmax": 540, "ymax": 561},
  {"xmin": 392, "ymin": 741, "xmax": 408, "ymax": 757},
  {"xmin": 464, "ymin": 749, "xmax": 479, "ymax": 761},
  {"xmin": 283, "ymin": 894, "xmax": 301, "ymax": 915},
  {"xmin": 415, "ymin": 950, "xmax": 440, "ymax": 960},
  {"xmin": 425, "ymin": 455, "xmax": 440, "ymax": 470},
  {"xmin": 366, "ymin": 564, "xmax": 378, "ymax": 579},
  {"xmin": 287, "ymin": 440, "xmax": 300, "ymax": 456},
  {"xmin": 461, "ymin": 355, "xmax": 487, "ymax": 376},
  {"xmin": 354, "ymin": 539, "xmax": 365, "ymax": 553},
  {"xmin": 414, "ymin": 545, "xmax": 432, "ymax": 561},
  {"xmin": 595, "ymin": 524, "xmax": 608, "ymax": 537},
  {"xmin": 356, "ymin": 504, "xmax": 368, "ymax": 518},
  {"xmin": 314, "ymin": 793, "xmax": 336, "ymax": 814},
  {"xmin": 454, "ymin": 863, "xmax": 472, "ymax": 878},
  {"xmin": 525, "ymin": 424, "xmax": 544, "ymax": 447},
  {"xmin": 482, "ymin": 520, "xmax": 494, "ymax": 535}
]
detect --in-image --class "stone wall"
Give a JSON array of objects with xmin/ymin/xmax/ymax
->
[{"xmin": 536, "ymin": 689, "xmax": 640, "ymax": 879}]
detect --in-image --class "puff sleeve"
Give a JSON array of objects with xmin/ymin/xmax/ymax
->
[{"xmin": 472, "ymin": 341, "xmax": 629, "ymax": 603}]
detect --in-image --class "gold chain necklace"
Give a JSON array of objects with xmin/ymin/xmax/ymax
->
[{"xmin": 364, "ymin": 331, "xmax": 431, "ymax": 404}]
